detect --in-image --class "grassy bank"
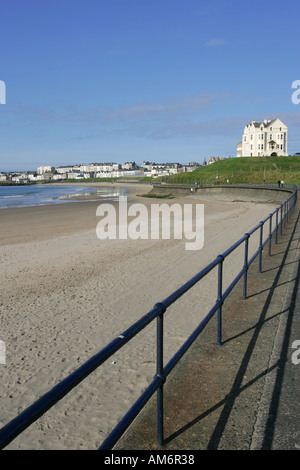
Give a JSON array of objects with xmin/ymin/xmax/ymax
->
[
  {"xmin": 161, "ymin": 156, "xmax": 300, "ymax": 186},
  {"xmin": 139, "ymin": 193, "xmax": 174, "ymax": 199}
]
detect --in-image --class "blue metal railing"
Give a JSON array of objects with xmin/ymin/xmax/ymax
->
[{"xmin": 0, "ymin": 186, "xmax": 297, "ymax": 450}]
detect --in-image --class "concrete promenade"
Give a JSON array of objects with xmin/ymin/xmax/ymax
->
[{"xmin": 116, "ymin": 199, "xmax": 300, "ymax": 451}]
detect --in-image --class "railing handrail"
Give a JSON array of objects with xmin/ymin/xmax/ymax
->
[
  {"xmin": 152, "ymin": 182, "xmax": 296, "ymax": 191},
  {"xmin": 0, "ymin": 185, "xmax": 297, "ymax": 450}
]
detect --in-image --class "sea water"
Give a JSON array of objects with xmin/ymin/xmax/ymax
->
[{"xmin": 0, "ymin": 184, "xmax": 126, "ymax": 209}]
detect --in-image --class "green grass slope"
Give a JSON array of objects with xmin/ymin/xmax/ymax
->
[{"xmin": 161, "ymin": 156, "xmax": 300, "ymax": 186}]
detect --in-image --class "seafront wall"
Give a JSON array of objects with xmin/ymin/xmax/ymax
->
[{"xmin": 150, "ymin": 183, "xmax": 294, "ymax": 203}]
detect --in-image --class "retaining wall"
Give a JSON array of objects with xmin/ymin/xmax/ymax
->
[{"xmin": 151, "ymin": 184, "xmax": 294, "ymax": 204}]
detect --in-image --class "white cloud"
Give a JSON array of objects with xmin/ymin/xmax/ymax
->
[
  {"xmin": 9, "ymin": 93, "xmax": 219, "ymax": 125},
  {"xmin": 101, "ymin": 93, "xmax": 217, "ymax": 122},
  {"xmin": 205, "ymin": 38, "xmax": 225, "ymax": 47}
]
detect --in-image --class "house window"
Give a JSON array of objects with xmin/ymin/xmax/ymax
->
[
  {"xmin": 261, "ymin": 144, "xmax": 264, "ymax": 150},
  {"xmin": 270, "ymin": 134, "xmax": 272, "ymax": 140},
  {"xmin": 244, "ymin": 136, "xmax": 246, "ymax": 142},
  {"xmin": 251, "ymin": 134, "xmax": 253, "ymax": 140}
]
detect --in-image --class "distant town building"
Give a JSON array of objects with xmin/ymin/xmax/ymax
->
[
  {"xmin": 37, "ymin": 166, "xmax": 55, "ymax": 174},
  {"xmin": 237, "ymin": 118, "xmax": 288, "ymax": 157},
  {"xmin": 236, "ymin": 142, "xmax": 243, "ymax": 157},
  {"xmin": 56, "ymin": 165, "xmax": 74, "ymax": 174},
  {"xmin": 208, "ymin": 156, "xmax": 220, "ymax": 165},
  {"xmin": 121, "ymin": 162, "xmax": 136, "ymax": 170}
]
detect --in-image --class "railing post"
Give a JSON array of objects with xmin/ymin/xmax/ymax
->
[
  {"xmin": 259, "ymin": 222, "xmax": 263, "ymax": 273},
  {"xmin": 243, "ymin": 234, "xmax": 249, "ymax": 299},
  {"xmin": 284, "ymin": 201, "xmax": 287, "ymax": 227},
  {"xmin": 275, "ymin": 210, "xmax": 278, "ymax": 245},
  {"xmin": 217, "ymin": 255, "xmax": 224, "ymax": 346},
  {"xmin": 268, "ymin": 214, "xmax": 272, "ymax": 256},
  {"xmin": 155, "ymin": 303, "xmax": 165, "ymax": 447},
  {"xmin": 280, "ymin": 205, "xmax": 283, "ymax": 236}
]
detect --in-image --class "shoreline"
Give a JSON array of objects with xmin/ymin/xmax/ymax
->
[
  {"xmin": 0, "ymin": 183, "xmax": 166, "ymax": 247},
  {"xmin": 0, "ymin": 182, "xmax": 153, "ymax": 245},
  {"xmin": 0, "ymin": 182, "xmax": 152, "ymax": 211}
]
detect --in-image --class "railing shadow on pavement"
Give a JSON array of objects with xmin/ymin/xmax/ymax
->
[{"xmin": 206, "ymin": 208, "xmax": 300, "ymax": 449}]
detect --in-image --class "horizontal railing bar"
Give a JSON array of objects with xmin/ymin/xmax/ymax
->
[
  {"xmin": 220, "ymin": 234, "xmax": 247, "ymax": 258},
  {"xmin": 0, "ymin": 258, "xmax": 224, "ymax": 449},
  {"xmin": 163, "ymin": 302, "xmax": 219, "ymax": 378},
  {"xmin": 248, "ymin": 247, "xmax": 261, "ymax": 267},
  {"xmin": 99, "ymin": 374, "xmax": 164, "ymax": 450},
  {"xmin": 161, "ymin": 258, "xmax": 220, "ymax": 308},
  {"xmin": 0, "ymin": 303, "xmax": 164, "ymax": 450},
  {"xmin": 153, "ymin": 183, "xmax": 296, "ymax": 192},
  {"xmin": 247, "ymin": 223, "xmax": 262, "ymax": 237},
  {"xmin": 271, "ymin": 227, "xmax": 277, "ymax": 236},
  {"xmin": 262, "ymin": 237, "xmax": 269, "ymax": 249},
  {"xmin": 222, "ymin": 268, "xmax": 245, "ymax": 301},
  {"xmin": 99, "ymin": 295, "xmax": 223, "ymax": 449},
  {"xmin": 100, "ymin": 297, "xmax": 225, "ymax": 450}
]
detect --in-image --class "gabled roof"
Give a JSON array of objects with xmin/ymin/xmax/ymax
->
[
  {"xmin": 254, "ymin": 119, "xmax": 276, "ymax": 128},
  {"xmin": 247, "ymin": 118, "xmax": 283, "ymax": 129},
  {"xmin": 264, "ymin": 119, "xmax": 277, "ymax": 128}
]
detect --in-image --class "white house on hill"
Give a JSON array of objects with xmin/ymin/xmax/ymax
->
[{"xmin": 237, "ymin": 118, "xmax": 288, "ymax": 157}]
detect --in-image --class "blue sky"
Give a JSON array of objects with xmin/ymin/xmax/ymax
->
[{"xmin": 0, "ymin": 0, "xmax": 300, "ymax": 171}]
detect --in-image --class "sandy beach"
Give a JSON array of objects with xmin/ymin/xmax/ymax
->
[{"xmin": 0, "ymin": 182, "xmax": 280, "ymax": 449}]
